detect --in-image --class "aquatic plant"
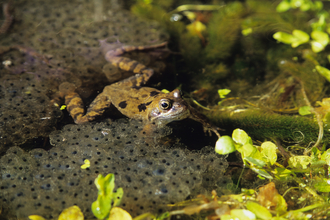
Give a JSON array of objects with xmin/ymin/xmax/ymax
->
[{"xmin": 92, "ymin": 173, "xmax": 124, "ymax": 219}]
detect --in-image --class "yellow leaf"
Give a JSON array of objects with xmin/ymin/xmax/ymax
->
[
  {"xmin": 108, "ymin": 207, "xmax": 132, "ymax": 220},
  {"xmin": 242, "ymin": 28, "xmax": 253, "ymax": 36},
  {"xmin": 58, "ymin": 206, "xmax": 84, "ymax": 220},
  {"xmin": 81, "ymin": 159, "xmax": 90, "ymax": 169},
  {"xmin": 218, "ymin": 89, "xmax": 231, "ymax": 99},
  {"xmin": 28, "ymin": 215, "xmax": 46, "ymax": 220}
]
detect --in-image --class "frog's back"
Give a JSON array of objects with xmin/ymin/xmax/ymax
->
[{"xmin": 104, "ymin": 85, "xmax": 161, "ymax": 120}]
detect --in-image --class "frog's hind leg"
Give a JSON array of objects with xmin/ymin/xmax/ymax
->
[
  {"xmin": 59, "ymin": 82, "xmax": 111, "ymax": 124},
  {"xmin": 109, "ymin": 56, "xmax": 155, "ymax": 87},
  {"xmin": 58, "ymin": 82, "xmax": 85, "ymax": 123},
  {"xmin": 103, "ymin": 41, "xmax": 167, "ymax": 87}
]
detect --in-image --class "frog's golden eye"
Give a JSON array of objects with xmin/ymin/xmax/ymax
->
[{"xmin": 159, "ymin": 99, "xmax": 171, "ymax": 110}]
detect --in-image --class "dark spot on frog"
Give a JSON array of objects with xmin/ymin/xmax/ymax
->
[
  {"xmin": 132, "ymin": 86, "xmax": 142, "ymax": 90},
  {"xmin": 119, "ymin": 101, "xmax": 127, "ymax": 109},
  {"xmin": 138, "ymin": 101, "xmax": 152, "ymax": 112},
  {"xmin": 150, "ymin": 91, "xmax": 160, "ymax": 97},
  {"xmin": 141, "ymin": 94, "xmax": 148, "ymax": 98}
]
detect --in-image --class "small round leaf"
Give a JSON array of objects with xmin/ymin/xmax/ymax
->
[{"xmin": 215, "ymin": 136, "xmax": 236, "ymax": 155}]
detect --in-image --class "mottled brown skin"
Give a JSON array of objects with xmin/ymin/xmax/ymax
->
[{"xmin": 58, "ymin": 40, "xmax": 220, "ymax": 137}]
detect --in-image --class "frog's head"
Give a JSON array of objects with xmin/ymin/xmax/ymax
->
[{"xmin": 148, "ymin": 89, "xmax": 190, "ymax": 125}]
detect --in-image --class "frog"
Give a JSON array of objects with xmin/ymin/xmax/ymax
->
[{"xmin": 57, "ymin": 39, "xmax": 220, "ymax": 137}]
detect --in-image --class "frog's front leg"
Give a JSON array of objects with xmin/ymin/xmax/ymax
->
[
  {"xmin": 188, "ymin": 107, "xmax": 221, "ymax": 138},
  {"xmin": 59, "ymin": 82, "xmax": 112, "ymax": 124}
]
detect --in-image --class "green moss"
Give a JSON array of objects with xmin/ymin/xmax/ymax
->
[
  {"xmin": 277, "ymin": 60, "xmax": 325, "ymax": 103},
  {"xmin": 203, "ymin": 2, "xmax": 245, "ymax": 63},
  {"xmin": 205, "ymin": 109, "xmax": 329, "ymax": 146},
  {"xmin": 131, "ymin": 2, "xmax": 185, "ymax": 41},
  {"xmin": 204, "ymin": 62, "xmax": 229, "ymax": 81}
]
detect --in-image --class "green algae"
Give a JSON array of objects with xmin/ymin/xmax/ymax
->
[
  {"xmin": 203, "ymin": 2, "xmax": 245, "ymax": 63},
  {"xmin": 205, "ymin": 109, "xmax": 330, "ymax": 147}
]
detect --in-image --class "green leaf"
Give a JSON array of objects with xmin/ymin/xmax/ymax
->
[
  {"xmin": 232, "ymin": 129, "xmax": 252, "ymax": 146},
  {"xmin": 230, "ymin": 209, "xmax": 256, "ymax": 220},
  {"xmin": 288, "ymin": 156, "xmax": 311, "ymax": 169},
  {"xmin": 242, "ymin": 28, "xmax": 253, "ymax": 36},
  {"xmin": 215, "ymin": 136, "xmax": 236, "ymax": 155},
  {"xmin": 314, "ymin": 1, "xmax": 323, "ymax": 10},
  {"xmin": 260, "ymin": 141, "xmax": 277, "ymax": 165},
  {"xmin": 246, "ymin": 202, "xmax": 272, "ymax": 220},
  {"xmin": 311, "ymin": 30, "xmax": 329, "ymax": 45},
  {"xmin": 314, "ymin": 178, "xmax": 330, "ymax": 192},
  {"xmin": 276, "ymin": 1, "xmax": 291, "ymax": 12},
  {"xmin": 251, "ymin": 167, "xmax": 273, "ymax": 179},
  {"xmin": 300, "ymin": 2, "xmax": 311, "ymax": 11},
  {"xmin": 311, "ymin": 41, "xmax": 324, "ymax": 53},
  {"xmin": 218, "ymin": 89, "xmax": 231, "ymax": 99},
  {"xmin": 242, "ymin": 144, "xmax": 258, "ymax": 158},
  {"xmin": 275, "ymin": 194, "xmax": 288, "ymax": 214},
  {"xmin": 290, "ymin": 0, "xmax": 305, "ymax": 9},
  {"xmin": 81, "ymin": 159, "xmax": 91, "ymax": 169},
  {"xmin": 291, "ymin": 30, "xmax": 310, "ymax": 48},
  {"xmin": 273, "ymin": 31, "xmax": 297, "ymax": 44},
  {"xmin": 273, "ymin": 167, "xmax": 294, "ymax": 180},
  {"xmin": 298, "ymin": 106, "xmax": 312, "ymax": 115},
  {"xmin": 244, "ymin": 157, "xmax": 266, "ymax": 168},
  {"xmin": 315, "ymin": 65, "xmax": 330, "ymax": 82},
  {"xmin": 273, "ymin": 30, "xmax": 309, "ymax": 48},
  {"xmin": 92, "ymin": 174, "xmax": 123, "ymax": 219},
  {"xmin": 321, "ymin": 149, "xmax": 330, "ymax": 165},
  {"xmin": 113, "ymin": 188, "xmax": 124, "ymax": 207},
  {"xmin": 311, "ymin": 30, "xmax": 329, "ymax": 52}
]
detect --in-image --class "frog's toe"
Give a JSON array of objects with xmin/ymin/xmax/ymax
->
[
  {"xmin": 74, "ymin": 116, "xmax": 89, "ymax": 124},
  {"xmin": 203, "ymin": 126, "xmax": 221, "ymax": 138}
]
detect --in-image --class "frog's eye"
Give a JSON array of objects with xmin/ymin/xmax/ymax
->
[{"xmin": 159, "ymin": 99, "xmax": 171, "ymax": 110}]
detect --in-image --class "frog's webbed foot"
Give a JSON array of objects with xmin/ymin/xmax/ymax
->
[
  {"xmin": 58, "ymin": 82, "xmax": 112, "ymax": 124},
  {"xmin": 188, "ymin": 106, "xmax": 221, "ymax": 138},
  {"xmin": 203, "ymin": 125, "xmax": 221, "ymax": 138}
]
